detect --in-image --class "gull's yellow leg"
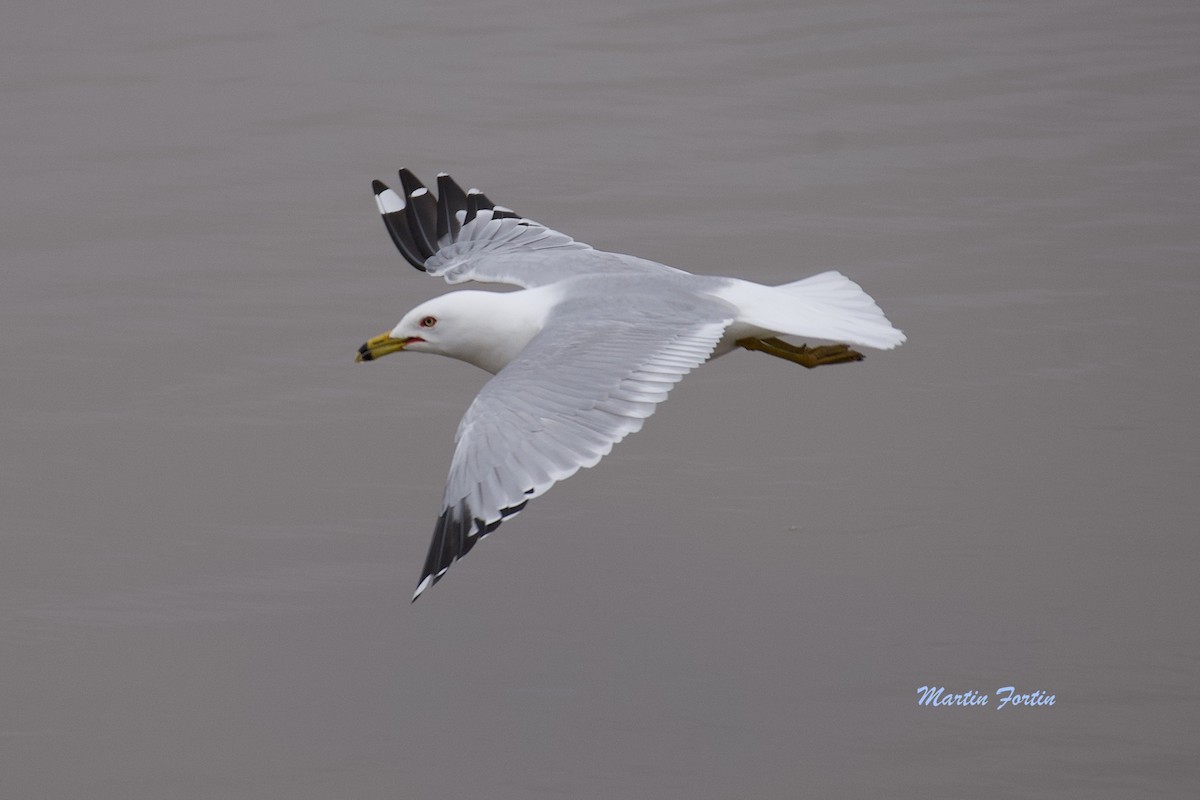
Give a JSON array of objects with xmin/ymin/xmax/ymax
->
[{"xmin": 736, "ymin": 337, "xmax": 864, "ymax": 369}]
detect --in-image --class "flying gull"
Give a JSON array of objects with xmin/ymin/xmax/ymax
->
[{"xmin": 356, "ymin": 169, "xmax": 906, "ymax": 600}]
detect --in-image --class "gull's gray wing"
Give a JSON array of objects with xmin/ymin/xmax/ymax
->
[
  {"xmin": 413, "ymin": 292, "xmax": 734, "ymax": 599},
  {"xmin": 373, "ymin": 169, "xmax": 684, "ymax": 289}
]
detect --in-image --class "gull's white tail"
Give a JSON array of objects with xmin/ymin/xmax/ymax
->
[{"xmin": 718, "ymin": 270, "xmax": 906, "ymax": 350}]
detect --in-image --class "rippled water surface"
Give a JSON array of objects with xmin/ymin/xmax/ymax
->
[{"xmin": 4, "ymin": 1, "xmax": 1198, "ymax": 797}]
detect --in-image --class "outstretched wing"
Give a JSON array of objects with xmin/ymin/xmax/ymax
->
[
  {"xmin": 373, "ymin": 169, "xmax": 683, "ymax": 289},
  {"xmin": 413, "ymin": 293, "xmax": 734, "ymax": 599}
]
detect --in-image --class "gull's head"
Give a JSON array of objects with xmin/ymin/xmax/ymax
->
[{"xmin": 355, "ymin": 290, "xmax": 548, "ymax": 373}]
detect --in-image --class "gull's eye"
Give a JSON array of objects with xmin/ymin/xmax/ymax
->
[{"xmin": 420, "ymin": 316, "xmax": 437, "ymax": 328}]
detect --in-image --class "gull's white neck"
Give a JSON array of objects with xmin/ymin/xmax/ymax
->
[{"xmin": 433, "ymin": 287, "xmax": 559, "ymax": 374}]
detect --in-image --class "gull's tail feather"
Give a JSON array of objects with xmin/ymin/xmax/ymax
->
[{"xmin": 720, "ymin": 271, "xmax": 905, "ymax": 350}]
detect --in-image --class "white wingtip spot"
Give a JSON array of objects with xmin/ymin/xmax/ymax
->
[
  {"xmin": 411, "ymin": 187, "xmax": 429, "ymax": 198},
  {"xmin": 413, "ymin": 575, "xmax": 434, "ymax": 600},
  {"xmin": 375, "ymin": 188, "xmax": 405, "ymax": 214}
]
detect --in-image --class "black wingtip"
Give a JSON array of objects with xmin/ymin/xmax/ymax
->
[
  {"xmin": 436, "ymin": 173, "xmax": 468, "ymax": 242},
  {"xmin": 413, "ymin": 503, "xmax": 464, "ymax": 601},
  {"xmin": 465, "ymin": 189, "xmax": 496, "ymax": 225},
  {"xmin": 373, "ymin": 178, "xmax": 427, "ymax": 271},
  {"xmin": 391, "ymin": 169, "xmax": 437, "ymax": 258},
  {"xmin": 408, "ymin": 195, "xmax": 439, "ymax": 258},
  {"xmin": 409, "ymin": 493, "xmax": 536, "ymax": 601},
  {"xmin": 396, "ymin": 168, "xmax": 426, "ymax": 197},
  {"xmin": 371, "ymin": 168, "xmax": 525, "ymax": 282}
]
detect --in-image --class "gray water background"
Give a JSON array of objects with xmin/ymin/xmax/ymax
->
[{"xmin": 3, "ymin": 0, "xmax": 1198, "ymax": 797}]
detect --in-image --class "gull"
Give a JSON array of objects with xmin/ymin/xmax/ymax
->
[{"xmin": 356, "ymin": 169, "xmax": 906, "ymax": 600}]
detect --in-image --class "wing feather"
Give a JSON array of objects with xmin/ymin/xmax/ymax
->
[
  {"xmin": 411, "ymin": 296, "xmax": 733, "ymax": 599},
  {"xmin": 373, "ymin": 170, "xmax": 686, "ymax": 288}
]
